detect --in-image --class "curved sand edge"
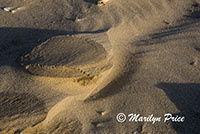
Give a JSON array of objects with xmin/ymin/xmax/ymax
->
[
  {"xmin": 18, "ymin": 35, "xmax": 112, "ymax": 79},
  {"xmin": 1, "ymin": 0, "xmax": 200, "ymax": 133}
]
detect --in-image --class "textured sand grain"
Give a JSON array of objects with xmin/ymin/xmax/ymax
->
[{"xmin": 0, "ymin": 0, "xmax": 200, "ymax": 134}]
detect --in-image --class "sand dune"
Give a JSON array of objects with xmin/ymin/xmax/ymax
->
[
  {"xmin": 0, "ymin": 0, "xmax": 200, "ymax": 134},
  {"xmin": 18, "ymin": 35, "xmax": 112, "ymax": 79}
]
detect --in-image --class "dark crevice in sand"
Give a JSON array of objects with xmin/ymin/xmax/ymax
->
[{"xmin": 157, "ymin": 83, "xmax": 200, "ymax": 134}]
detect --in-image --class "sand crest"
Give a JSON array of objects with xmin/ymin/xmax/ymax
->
[
  {"xmin": 18, "ymin": 35, "xmax": 112, "ymax": 78},
  {"xmin": 1, "ymin": 0, "xmax": 200, "ymax": 134}
]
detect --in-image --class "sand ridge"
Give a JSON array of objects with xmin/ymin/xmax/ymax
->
[{"xmin": 18, "ymin": 35, "xmax": 112, "ymax": 79}]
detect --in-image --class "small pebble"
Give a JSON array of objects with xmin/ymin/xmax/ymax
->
[
  {"xmin": 97, "ymin": 0, "xmax": 109, "ymax": 6},
  {"xmin": 96, "ymin": 123, "xmax": 104, "ymax": 128},
  {"xmin": 11, "ymin": 7, "xmax": 26, "ymax": 13},
  {"xmin": 2, "ymin": 7, "xmax": 12, "ymax": 12},
  {"xmin": 190, "ymin": 60, "xmax": 199, "ymax": 66}
]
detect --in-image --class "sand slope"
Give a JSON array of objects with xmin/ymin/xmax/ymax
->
[
  {"xmin": 18, "ymin": 35, "xmax": 112, "ymax": 78},
  {"xmin": 0, "ymin": 0, "xmax": 200, "ymax": 134}
]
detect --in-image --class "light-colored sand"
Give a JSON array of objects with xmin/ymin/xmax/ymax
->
[
  {"xmin": 0, "ymin": 0, "xmax": 200, "ymax": 134},
  {"xmin": 18, "ymin": 35, "xmax": 112, "ymax": 78}
]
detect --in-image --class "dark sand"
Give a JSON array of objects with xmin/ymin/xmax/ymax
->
[{"xmin": 0, "ymin": 0, "xmax": 200, "ymax": 134}]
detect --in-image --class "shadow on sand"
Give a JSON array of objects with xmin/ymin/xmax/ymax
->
[
  {"xmin": 156, "ymin": 83, "xmax": 200, "ymax": 134},
  {"xmin": 134, "ymin": 3, "xmax": 200, "ymax": 47},
  {"xmin": 84, "ymin": 0, "xmax": 98, "ymax": 4},
  {"xmin": 0, "ymin": 27, "xmax": 108, "ymax": 67},
  {"xmin": 0, "ymin": 91, "xmax": 45, "ymax": 119}
]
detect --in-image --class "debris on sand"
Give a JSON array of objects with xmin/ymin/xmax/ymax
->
[
  {"xmin": 2, "ymin": 7, "xmax": 12, "ymax": 12},
  {"xmin": 97, "ymin": 0, "xmax": 109, "ymax": 6},
  {"xmin": 1, "ymin": 6, "xmax": 25, "ymax": 13}
]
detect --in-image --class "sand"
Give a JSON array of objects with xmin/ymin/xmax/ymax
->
[
  {"xmin": 18, "ymin": 35, "xmax": 112, "ymax": 78},
  {"xmin": 0, "ymin": 0, "xmax": 200, "ymax": 134}
]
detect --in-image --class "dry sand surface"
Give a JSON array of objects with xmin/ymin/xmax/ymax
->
[{"xmin": 0, "ymin": 0, "xmax": 200, "ymax": 134}]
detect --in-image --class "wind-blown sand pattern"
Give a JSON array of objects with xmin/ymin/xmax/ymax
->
[
  {"xmin": 0, "ymin": 0, "xmax": 200, "ymax": 134},
  {"xmin": 18, "ymin": 35, "xmax": 112, "ymax": 79}
]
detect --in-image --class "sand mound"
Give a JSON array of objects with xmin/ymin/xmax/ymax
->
[
  {"xmin": 1, "ymin": 0, "xmax": 200, "ymax": 134},
  {"xmin": 18, "ymin": 35, "xmax": 112, "ymax": 78}
]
